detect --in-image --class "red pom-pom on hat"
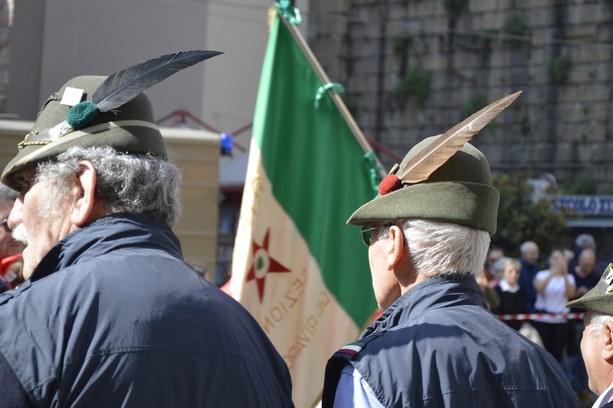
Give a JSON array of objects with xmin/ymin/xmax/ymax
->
[{"xmin": 378, "ymin": 174, "xmax": 402, "ymax": 195}]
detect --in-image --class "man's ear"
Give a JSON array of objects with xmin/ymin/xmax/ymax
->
[
  {"xmin": 70, "ymin": 160, "xmax": 97, "ymax": 227},
  {"xmin": 603, "ymin": 320, "xmax": 613, "ymax": 362},
  {"xmin": 386, "ymin": 225, "xmax": 405, "ymax": 270}
]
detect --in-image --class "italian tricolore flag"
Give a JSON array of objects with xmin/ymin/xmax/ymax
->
[{"xmin": 227, "ymin": 8, "xmax": 378, "ymax": 407}]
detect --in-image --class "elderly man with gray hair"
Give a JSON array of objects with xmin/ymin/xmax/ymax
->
[
  {"xmin": 518, "ymin": 240, "xmax": 541, "ymax": 311},
  {"xmin": 322, "ymin": 93, "xmax": 576, "ymax": 407},
  {"xmin": 567, "ymin": 264, "xmax": 613, "ymax": 407},
  {"xmin": 0, "ymin": 54, "xmax": 292, "ymax": 407}
]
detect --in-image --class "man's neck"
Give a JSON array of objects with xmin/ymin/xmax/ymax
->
[{"xmin": 400, "ymin": 273, "xmax": 428, "ymax": 297}]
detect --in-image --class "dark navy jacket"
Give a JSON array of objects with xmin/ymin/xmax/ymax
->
[
  {"xmin": 0, "ymin": 214, "xmax": 293, "ymax": 407},
  {"xmin": 324, "ymin": 276, "xmax": 576, "ymax": 407},
  {"xmin": 519, "ymin": 257, "xmax": 540, "ymax": 311}
]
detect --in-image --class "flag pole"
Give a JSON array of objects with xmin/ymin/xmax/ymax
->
[{"xmin": 279, "ymin": 15, "xmax": 388, "ymax": 179}]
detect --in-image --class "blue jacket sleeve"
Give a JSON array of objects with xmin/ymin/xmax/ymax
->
[{"xmin": 0, "ymin": 351, "xmax": 33, "ymax": 407}]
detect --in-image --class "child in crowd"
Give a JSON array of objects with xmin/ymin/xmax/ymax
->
[
  {"xmin": 494, "ymin": 257, "xmax": 544, "ymax": 347},
  {"xmin": 493, "ymin": 258, "xmax": 527, "ymax": 331}
]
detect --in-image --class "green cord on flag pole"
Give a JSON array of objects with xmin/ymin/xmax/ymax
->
[
  {"xmin": 315, "ymin": 83, "xmax": 345, "ymax": 109},
  {"xmin": 313, "ymin": 80, "xmax": 384, "ymax": 192},
  {"xmin": 276, "ymin": 0, "xmax": 302, "ymax": 24}
]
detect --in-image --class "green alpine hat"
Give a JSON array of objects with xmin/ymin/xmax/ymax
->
[
  {"xmin": 1, "ymin": 75, "xmax": 166, "ymax": 191},
  {"xmin": 566, "ymin": 263, "xmax": 613, "ymax": 314},
  {"xmin": 347, "ymin": 135, "xmax": 500, "ymax": 235}
]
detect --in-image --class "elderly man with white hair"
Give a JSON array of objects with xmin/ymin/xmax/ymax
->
[
  {"xmin": 322, "ymin": 94, "xmax": 576, "ymax": 407},
  {"xmin": 567, "ymin": 264, "xmax": 613, "ymax": 407}
]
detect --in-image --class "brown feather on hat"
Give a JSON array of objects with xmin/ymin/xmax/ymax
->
[{"xmin": 347, "ymin": 91, "xmax": 522, "ymax": 235}]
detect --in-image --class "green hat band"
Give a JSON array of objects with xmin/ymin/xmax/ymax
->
[{"xmin": 347, "ymin": 180, "xmax": 499, "ymax": 234}]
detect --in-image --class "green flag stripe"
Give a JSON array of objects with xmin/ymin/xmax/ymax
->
[{"xmin": 252, "ymin": 14, "xmax": 377, "ymax": 326}]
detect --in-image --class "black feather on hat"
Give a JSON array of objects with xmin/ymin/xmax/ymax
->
[{"xmin": 1, "ymin": 50, "xmax": 222, "ymax": 191}]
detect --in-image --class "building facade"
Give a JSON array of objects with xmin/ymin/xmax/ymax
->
[{"xmin": 308, "ymin": 0, "xmax": 613, "ymax": 194}]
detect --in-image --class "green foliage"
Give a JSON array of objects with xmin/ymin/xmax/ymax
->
[
  {"xmin": 463, "ymin": 91, "xmax": 488, "ymax": 117},
  {"xmin": 561, "ymin": 170, "xmax": 597, "ymax": 195},
  {"xmin": 492, "ymin": 174, "xmax": 570, "ymax": 257},
  {"xmin": 342, "ymin": 51, "xmax": 355, "ymax": 78},
  {"xmin": 393, "ymin": 67, "xmax": 431, "ymax": 109},
  {"xmin": 502, "ymin": 12, "xmax": 527, "ymax": 48},
  {"xmin": 549, "ymin": 54, "xmax": 571, "ymax": 84},
  {"xmin": 443, "ymin": 0, "xmax": 469, "ymax": 19},
  {"xmin": 393, "ymin": 32, "xmax": 414, "ymax": 60},
  {"xmin": 393, "ymin": 83, "xmax": 410, "ymax": 110}
]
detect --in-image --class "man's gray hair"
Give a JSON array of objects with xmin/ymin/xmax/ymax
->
[
  {"xmin": 398, "ymin": 219, "xmax": 490, "ymax": 278},
  {"xmin": 575, "ymin": 233, "xmax": 596, "ymax": 250},
  {"xmin": 36, "ymin": 146, "xmax": 182, "ymax": 226},
  {"xmin": 588, "ymin": 312, "xmax": 613, "ymax": 336},
  {"xmin": 520, "ymin": 240, "xmax": 538, "ymax": 256}
]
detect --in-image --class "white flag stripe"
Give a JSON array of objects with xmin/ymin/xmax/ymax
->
[{"xmin": 230, "ymin": 141, "xmax": 360, "ymax": 406}]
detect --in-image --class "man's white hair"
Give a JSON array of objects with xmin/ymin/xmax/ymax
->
[
  {"xmin": 35, "ymin": 146, "xmax": 182, "ymax": 226},
  {"xmin": 588, "ymin": 312, "xmax": 613, "ymax": 336},
  {"xmin": 520, "ymin": 240, "xmax": 538, "ymax": 256},
  {"xmin": 385, "ymin": 219, "xmax": 490, "ymax": 278}
]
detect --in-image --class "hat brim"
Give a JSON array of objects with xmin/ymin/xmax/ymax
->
[
  {"xmin": 566, "ymin": 294, "xmax": 607, "ymax": 313},
  {"xmin": 347, "ymin": 180, "xmax": 500, "ymax": 235},
  {"xmin": 566, "ymin": 278, "xmax": 611, "ymax": 314},
  {"xmin": 1, "ymin": 120, "xmax": 165, "ymax": 191}
]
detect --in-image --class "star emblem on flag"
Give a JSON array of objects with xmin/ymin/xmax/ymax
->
[{"xmin": 246, "ymin": 228, "xmax": 291, "ymax": 301}]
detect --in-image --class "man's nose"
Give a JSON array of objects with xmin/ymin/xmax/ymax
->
[{"xmin": 7, "ymin": 197, "xmax": 24, "ymax": 230}]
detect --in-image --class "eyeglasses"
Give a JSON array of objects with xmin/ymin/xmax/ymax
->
[
  {"xmin": 0, "ymin": 218, "xmax": 9, "ymax": 233},
  {"xmin": 360, "ymin": 224, "xmax": 393, "ymax": 246}
]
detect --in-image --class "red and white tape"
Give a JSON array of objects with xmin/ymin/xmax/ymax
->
[{"xmin": 496, "ymin": 313, "xmax": 584, "ymax": 321}]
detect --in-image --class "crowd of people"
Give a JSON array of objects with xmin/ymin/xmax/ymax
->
[{"xmin": 481, "ymin": 235, "xmax": 602, "ymax": 403}]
